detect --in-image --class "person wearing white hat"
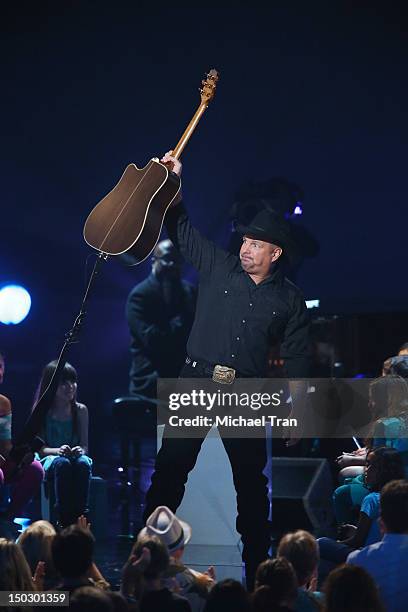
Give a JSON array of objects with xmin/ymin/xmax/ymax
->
[
  {"xmin": 141, "ymin": 506, "xmax": 214, "ymax": 612},
  {"xmin": 140, "ymin": 506, "xmax": 192, "ymax": 553}
]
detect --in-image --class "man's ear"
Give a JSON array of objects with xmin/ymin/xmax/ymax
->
[
  {"xmin": 379, "ymin": 517, "xmax": 387, "ymax": 536},
  {"xmin": 271, "ymin": 247, "xmax": 283, "ymax": 263}
]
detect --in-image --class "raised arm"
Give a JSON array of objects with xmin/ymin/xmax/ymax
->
[{"xmin": 162, "ymin": 152, "xmax": 235, "ymax": 276}]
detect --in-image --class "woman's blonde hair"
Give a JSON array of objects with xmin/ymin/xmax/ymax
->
[
  {"xmin": 277, "ymin": 529, "xmax": 319, "ymax": 586},
  {"xmin": 18, "ymin": 520, "xmax": 57, "ymax": 580},
  {"xmin": 0, "ymin": 538, "xmax": 35, "ymax": 591}
]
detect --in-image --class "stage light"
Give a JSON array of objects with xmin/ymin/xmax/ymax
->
[
  {"xmin": 285, "ymin": 203, "xmax": 303, "ymax": 219},
  {"xmin": 306, "ymin": 299, "xmax": 320, "ymax": 309},
  {"xmin": 0, "ymin": 285, "xmax": 32, "ymax": 325},
  {"xmin": 13, "ymin": 517, "xmax": 32, "ymax": 533}
]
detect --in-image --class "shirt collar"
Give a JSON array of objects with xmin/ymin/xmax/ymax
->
[{"xmin": 242, "ymin": 265, "xmax": 284, "ymax": 288}]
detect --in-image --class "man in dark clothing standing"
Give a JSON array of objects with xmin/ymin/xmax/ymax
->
[
  {"xmin": 126, "ymin": 240, "xmax": 196, "ymax": 398},
  {"xmin": 144, "ymin": 153, "xmax": 311, "ymax": 589}
]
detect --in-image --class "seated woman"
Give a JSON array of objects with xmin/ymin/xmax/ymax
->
[
  {"xmin": 334, "ymin": 375, "xmax": 408, "ymax": 523},
  {"xmin": 318, "ymin": 446, "xmax": 405, "ymax": 577},
  {"xmin": 37, "ymin": 361, "xmax": 92, "ymax": 527},
  {"xmin": 0, "ymin": 350, "xmax": 44, "ymax": 536}
]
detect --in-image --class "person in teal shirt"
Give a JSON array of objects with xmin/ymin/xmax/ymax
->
[
  {"xmin": 334, "ymin": 375, "xmax": 408, "ymax": 524},
  {"xmin": 37, "ymin": 361, "xmax": 92, "ymax": 527},
  {"xmin": 318, "ymin": 446, "xmax": 405, "ymax": 580}
]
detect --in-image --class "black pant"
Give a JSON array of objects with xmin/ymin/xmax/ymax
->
[{"xmin": 143, "ymin": 362, "xmax": 271, "ymax": 588}]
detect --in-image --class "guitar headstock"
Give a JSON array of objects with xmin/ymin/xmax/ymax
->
[{"xmin": 200, "ymin": 69, "xmax": 219, "ymax": 105}]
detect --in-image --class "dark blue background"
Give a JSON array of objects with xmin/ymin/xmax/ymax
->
[{"xmin": 1, "ymin": 1, "xmax": 407, "ymax": 448}]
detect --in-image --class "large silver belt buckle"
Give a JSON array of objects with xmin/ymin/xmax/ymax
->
[{"xmin": 212, "ymin": 365, "xmax": 236, "ymax": 385}]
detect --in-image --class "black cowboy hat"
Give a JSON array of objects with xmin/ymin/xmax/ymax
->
[{"xmin": 236, "ymin": 209, "xmax": 298, "ymax": 261}]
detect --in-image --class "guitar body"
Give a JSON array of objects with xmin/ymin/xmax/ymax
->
[
  {"xmin": 83, "ymin": 159, "xmax": 181, "ymax": 265},
  {"xmin": 83, "ymin": 69, "xmax": 218, "ymax": 265}
]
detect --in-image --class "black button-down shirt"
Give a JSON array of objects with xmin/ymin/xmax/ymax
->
[{"xmin": 166, "ymin": 204, "xmax": 311, "ymax": 378}]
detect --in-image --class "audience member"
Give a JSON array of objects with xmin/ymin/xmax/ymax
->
[
  {"xmin": 347, "ymin": 479, "xmax": 408, "ymax": 612},
  {"xmin": 70, "ymin": 586, "xmax": 114, "ymax": 612},
  {"xmin": 322, "ymin": 564, "xmax": 384, "ymax": 612},
  {"xmin": 318, "ymin": 447, "xmax": 404, "ymax": 573},
  {"xmin": 141, "ymin": 506, "xmax": 213, "ymax": 611},
  {"xmin": 334, "ymin": 376, "xmax": 408, "ymax": 523},
  {"xmin": 106, "ymin": 591, "xmax": 130, "ymax": 612},
  {"xmin": 51, "ymin": 523, "xmax": 109, "ymax": 593},
  {"xmin": 252, "ymin": 558, "xmax": 298, "ymax": 611},
  {"xmin": 203, "ymin": 579, "xmax": 251, "ymax": 612},
  {"xmin": 37, "ymin": 361, "xmax": 92, "ymax": 527},
  {"xmin": 17, "ymin": 520, "xmax": 58, "ymax": 589},
  {"xmin": 278, "ymin": 530, "xmax": 322, "ymax": 611},
  {"xmin": 0, "ymin": 349, "xmax": 44, "ymax": 538},
  {"xmin": 0, "ymin": 537, "xmax": 36, "ymax": 593},
  {"xmin": 125, "ymin": 533, "xmax": 192, "ymax": 611}
]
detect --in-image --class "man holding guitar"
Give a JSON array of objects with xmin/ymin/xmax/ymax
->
[{"xmin": 143, "ymin": 152, "xmax": 311, "ymax": 590}]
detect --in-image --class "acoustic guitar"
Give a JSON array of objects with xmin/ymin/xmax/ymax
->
[{"xmin": 83, "ymin": 69, "xmax": 219, "ymax": 265}]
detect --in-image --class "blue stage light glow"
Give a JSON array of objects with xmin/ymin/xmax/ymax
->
[
  {"xmin": 13, "ymin": 517, "xmax": 32, "ymax": 533},
  {"xmin": 0, "ymin": 285, "xmax": 32, "ymax": 325}
]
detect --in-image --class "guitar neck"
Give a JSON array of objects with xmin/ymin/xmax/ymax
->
[{"xmin": 172, "ymin": 102, "xmax": 209, "ymax": 160}]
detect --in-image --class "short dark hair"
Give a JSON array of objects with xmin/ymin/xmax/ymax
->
[
  {"xmin": 132, "ymin": 534, "xmax": 169, "ymax": 580},
  {"xmin": 203, "ymin": 579, "xmax": 251, "ymax": 612},
  {"xmin": 380, "ymin": 479, "xmax": 408, "ymax": 533},
  {"xmin": 367, "ymin": 446, "xmax": 405, "ymax": 491},
  {"xmin": 254, "ymin": 558, "xmax": 298, "ymax": 608},
  {"xmin": 323, "ymin": 564, "xmax": 384, "ymax": 612},
  {"xmin": 105, "ymin": 591, "xmax": 128, "ymax": 612},
  {"xmin": 70, "ymin": 586, "xmax": 113, "ymax": 612},
  {"xmin": 51, "ymin": 525, "xmax": 94, "ymax": 578}
]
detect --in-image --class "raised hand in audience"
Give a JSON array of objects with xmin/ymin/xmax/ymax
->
[
  {"xmin": 32, "ymin": 561, "xmax": 46, "ymax": 591},
  {"xmin": 77, "ymin": 514, "xmax": 91, "ymax": 532},
  {"xmin": 307, "ymin": 568, "xmax": 318, "ymax": 592}
]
